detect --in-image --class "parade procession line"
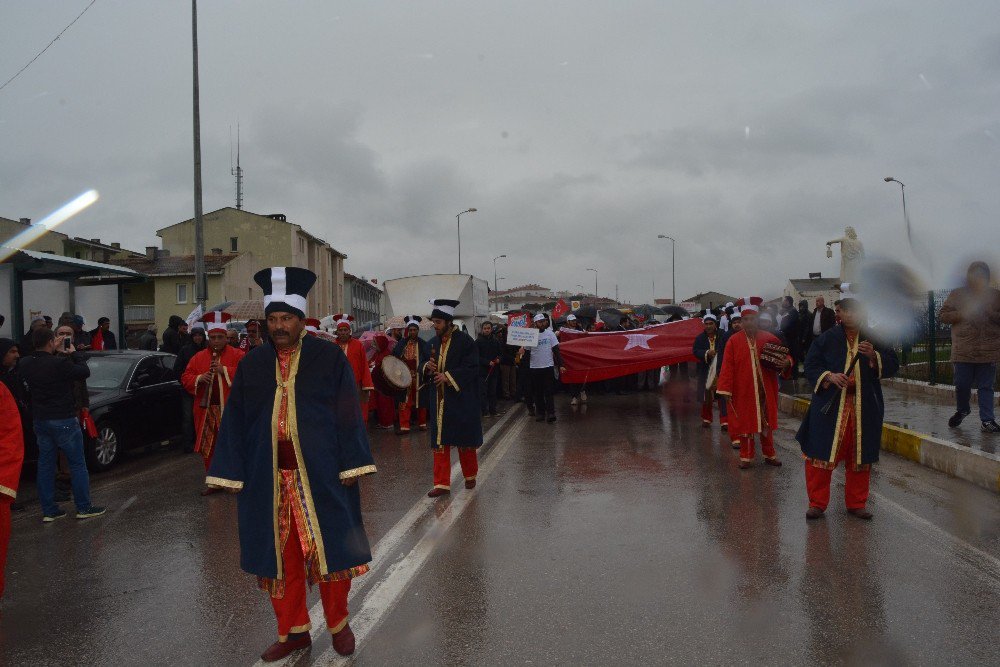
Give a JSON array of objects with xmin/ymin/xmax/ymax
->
[{"xmin": 251, "ymin": 406, "xmax": 526, "ymax": 667}]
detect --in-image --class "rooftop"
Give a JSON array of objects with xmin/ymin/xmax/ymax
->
[{"xmin": 107, "ymin": 252, "xmax": 240, "ymax": 276}]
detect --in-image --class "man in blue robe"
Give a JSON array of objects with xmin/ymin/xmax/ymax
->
[
  {"xmin": 796, "ymin": 297, "xmax": 898, "ymax": 521},
  {"xmin": 693, "ymin": 313, "xmax": 728, "ymax": 429},
  {"xmin": 207, "ymin": 266, "xmax": 376, "ymax": 661},
  {"xmin": 423, "ymin": 299, "xmax": 483, "ymax": 497}
]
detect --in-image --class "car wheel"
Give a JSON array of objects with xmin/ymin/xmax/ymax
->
[{"xmin": 88, "ymin": 422, "xmax": 122, "ymax": 472}]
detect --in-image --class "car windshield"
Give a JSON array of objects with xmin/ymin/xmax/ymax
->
[{"xmin": 85, "ymin": 356, "xmax": 135, "ymax": 391}]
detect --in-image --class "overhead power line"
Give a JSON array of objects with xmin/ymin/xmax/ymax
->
[{"xmin": 0, "ymin": 0, "xmax": 98, "ymax": 94}]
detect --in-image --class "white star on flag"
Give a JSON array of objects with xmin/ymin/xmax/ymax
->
[{"xmin": 623, "ymin": 334, "xmax": 655, "ymax": 351}]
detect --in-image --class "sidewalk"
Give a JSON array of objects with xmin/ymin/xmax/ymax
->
[{"xmin": 780, "ymin": 378, "xmax": 1000, "ymax": 495}]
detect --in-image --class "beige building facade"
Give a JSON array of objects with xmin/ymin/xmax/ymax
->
[{"xmin": 156, "ymin": 208, "xmax": 346, "ymax": 318}]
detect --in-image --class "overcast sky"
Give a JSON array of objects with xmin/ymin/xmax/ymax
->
[{"xmin": 2, "ymin": 1, "xmax": 999, "ymax": 303}]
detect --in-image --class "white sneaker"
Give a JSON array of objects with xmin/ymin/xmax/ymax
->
[
  {"xmin": 580, "ymin": 391, "xmax": 588, "ymax": 403},
  {"xmin": 570, "ymin": 397, "xmax": 579, "ymax": 406}
]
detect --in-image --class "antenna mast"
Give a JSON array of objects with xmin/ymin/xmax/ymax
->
[{"xmin": 231, "ymin": 123, "xmax": 244, "ymax": 210}]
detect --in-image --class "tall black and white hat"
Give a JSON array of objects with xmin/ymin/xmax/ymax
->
[
  {"xmin": 404, "ymin": 315, "xmax": 423, "ymax": 329},
  {"xmin": 254, "ymin": 266, "xmax": 317, "ymax": 319},
  {"xmin": 429, "ymin": 299, "xmax": 460, "ymax": 321}
]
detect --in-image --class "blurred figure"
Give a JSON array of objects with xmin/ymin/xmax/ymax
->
[
  {"xmin": 393, "ymin": 317, "xmax": 430, "ymax": 433},
  {"xmin": 780, "ymin": 296, "xmax": 801, "ymax": 378},
  {"xmin": 939, "ymin": 261, "xmax": 1000, "ymax": 432},
  {"xmin": 139, "ymin": 324, "xmax": 158, "ymax": 351}
]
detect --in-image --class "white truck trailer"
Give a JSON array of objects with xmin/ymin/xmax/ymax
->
[{"xmin": 384, "ymin": 274, "xmax": 490, "ymax": 334}]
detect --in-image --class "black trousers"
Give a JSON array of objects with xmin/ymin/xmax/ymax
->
[
  {"xmin": 480, "ymin": 370, "xmax": 498, "ymax": 415},
  {"xmin": 531, "ymin": 367, "xmax": 556, "ymax": 417}
]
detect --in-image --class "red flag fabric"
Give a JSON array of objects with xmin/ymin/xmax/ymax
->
[
  {"xmin": 559, "ymin": 318, "xmax": 702, "ymax": 383},
  {"xmin": 90, "ymin": 328, "xmax": 104, "ymax": 351},
  {"xmin": 553, "ymin": 299, "xmax": 570, "ymax": 321}
]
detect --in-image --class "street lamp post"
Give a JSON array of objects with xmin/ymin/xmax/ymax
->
[
  {"xmin": 492, "ymin": 254, "xmax": 507, "ymax": 309},
  {"xmin": 191, "ymin": 0, "xmax": 206, "ymax": 309},
  {"xmin": 456, "ymin": 208, "xmax": 477, "ymax": 274},
  {"xmin": 884, "ymin": 177, "xmax": 935, "ymax": 384},
  {"xmin": 657, "ymin": 235, "xmax": 676, "ymax": 305},
  {"xmin": 586, "ymin": 268, "xmax": 598, "ymax": 306}
]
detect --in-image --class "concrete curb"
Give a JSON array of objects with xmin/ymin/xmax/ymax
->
[
  {"xmin": 884, "ymin": 377, "xmax": 1000, "ymax": 401},
  {"xmin": 778, "ymin": 393, "xmax": 1000, "ymax": 495}
]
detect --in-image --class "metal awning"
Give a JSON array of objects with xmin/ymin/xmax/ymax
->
[{"xmin": 1, "ymin": 246, "xmax": 146, "ymax": 282}]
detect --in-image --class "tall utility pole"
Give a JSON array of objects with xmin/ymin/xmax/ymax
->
[
  {"xmin": 492, "ymin": 254, "xmax": 507, "ymax": 309},
  {"xmin": 192, "ymin": 0, "xmax": 206, "ymax": 309}
]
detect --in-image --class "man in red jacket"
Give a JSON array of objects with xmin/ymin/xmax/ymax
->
[
  {"xmin": 0, "ymin": 382, "xmax": 24, "ymax": 603},
  {"xmin": 181, "ymin": 311, "xmax": 244, "ymax": 493},
  {"xmin": 333, "ymin": 314, "xmax": 374, "ymax": 424},
  {"xmin": 716, "ymin": 297, "xmax": 792, "ymax": 469}
]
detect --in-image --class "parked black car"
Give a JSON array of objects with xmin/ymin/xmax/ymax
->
[{"xmin": 83, "ymin": 350, "xmax": 185, "ymax": 471}]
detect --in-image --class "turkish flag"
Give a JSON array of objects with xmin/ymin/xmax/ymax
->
[
  {"xmin": 90, "ymin": 328, "xmax": 104, "ymax": 351},
  {"xmin": 559, "ymin": 319, "xmax": 701, "ymax": 383},
  {"xmin": 553, "ymin": 299, "xmax": 570, "ymax": 321}
]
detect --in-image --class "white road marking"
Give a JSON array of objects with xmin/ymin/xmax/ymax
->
[
  {"xmin": 315, "ymin": 417, "xmax": 526, "ymax": 666},
  {"xmin": 774, "ymin": 421, "xmax": 1000, "ymax": 584},
  {"xmin": 249, "ymin": 408, "xmax": 523, "ymax": 667}
]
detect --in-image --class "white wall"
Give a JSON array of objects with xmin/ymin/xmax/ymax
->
[
  {"xmin": 75, "ymin": 284, "xmax": 119, "ymax": 335},
  {"xmin": 22, "ymin": 279, "xmax": 70, "ymax": 328}
]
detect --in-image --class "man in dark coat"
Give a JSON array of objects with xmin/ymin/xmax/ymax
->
[
  {"xmin": 424, "ymin": 298, "xmax": 483, "ymax": 497},
  {"xmin": 779, "ymin": 296, "xmax": 800, "ymax": 378},
  {"xmin": 160, "ymin": 315, "xmax": 186, "ymax": 354},
  {"xmin": 173, "ymin": 327, "xmax": 207, "ymax": 453},
  {"xmin": 796, "ymin": 298, "xmax": 898, "ymax": 521},
  {"xmin": 476, "ymin": 321, "xmax": 503, "ymax": 417},
  {"xmin": 693, "ymin": 314, "xmax": 728, "ymax": 429},
  {"xmin": 208, "ymin": 267, "xmax": 375, "ymax": 661}
]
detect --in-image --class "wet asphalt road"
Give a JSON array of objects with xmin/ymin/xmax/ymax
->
[{"xmin": 2, "ymin": 388, "xmax": 999, "ymax": 666}]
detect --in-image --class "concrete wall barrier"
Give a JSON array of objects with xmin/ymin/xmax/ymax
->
[{"xmin": 778, "ymin": 393, "xmax": 1000, "ymax": 495}]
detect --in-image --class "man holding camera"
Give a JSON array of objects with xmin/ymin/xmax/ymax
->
[{"xmin": 18, "ymin": 327, "xmax": 105, "ymax": 522}]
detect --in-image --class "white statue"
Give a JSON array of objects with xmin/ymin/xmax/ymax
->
[{"xmin": 826, "ymin": 226, "xmax": 865, "ymax": 284}]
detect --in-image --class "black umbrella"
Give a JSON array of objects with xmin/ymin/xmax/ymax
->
[
  {"xmin": 573, "ymin": 304, "xmax": 597, "ymax": 320},
  {"xmin": 660, "ymin": 305, "xmax": 689, "ymax": 321},
  {"xmin": 633, "ymin": 304, "xmax": 666, "ymax": 320}
]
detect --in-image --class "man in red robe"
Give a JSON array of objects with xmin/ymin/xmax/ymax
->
[
  {"xmin": 181, "ymin": 311, "xmax": 244, "ymax": 493},
  {"xmin": 716, "ymin": 297, "xmax": 792, "ymax": 469},
  {"xmin": 0, "ymin": 382, "xmax": 24, "ymax": 604},
  {"xmin": 394, "ymin": 317, "xmax": 430, "ymax": 433},
  {"xmin": 333, "ymin": 314, "xmax": 374, "ymax": 424}
]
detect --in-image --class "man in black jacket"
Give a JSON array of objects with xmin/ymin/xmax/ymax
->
[
  {"xmin": 160, "ymin": 315, "xmax": 187, "ymax": 354},
  {"xmin": 476, "ymin": 322, "xmax": 502, "ymax": 417},
  {"xmin": 18, "ymin": 328, "xmax": 105, "ymax": 522},
  {"xmin": 805, "ymin": 296, "xmax": 836, "ymax": 354},
  {"xmin": 173, "ymin": 326, "xmax": 207, "ymax": 452},
  {"xmin": 88, "ymin": 316, "xmax": 118, "ymax": 350}
]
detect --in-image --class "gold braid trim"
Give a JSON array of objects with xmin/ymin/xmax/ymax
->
[
  {"xmin": 205, "ymin": 476, "xmax": 242, "ymax": 490},
  {"xmin": 0, "ymin": 484, "xmax": 16, "ymax": 499},
  {"xmin": 339, "ymin": 465, "xmax": 377, "ymax": 480}
]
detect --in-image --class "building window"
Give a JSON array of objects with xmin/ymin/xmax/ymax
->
[
  {"xmin": 230, "ymin": 236, "xmax": 238, "ymax": 252},
  {"xmin": 176, "ymin": 283, "xmax": 188, "ymax": 304},
  {"xmin": 299, "ymin": 237, "xmax": 305, "ymax": 253}
]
